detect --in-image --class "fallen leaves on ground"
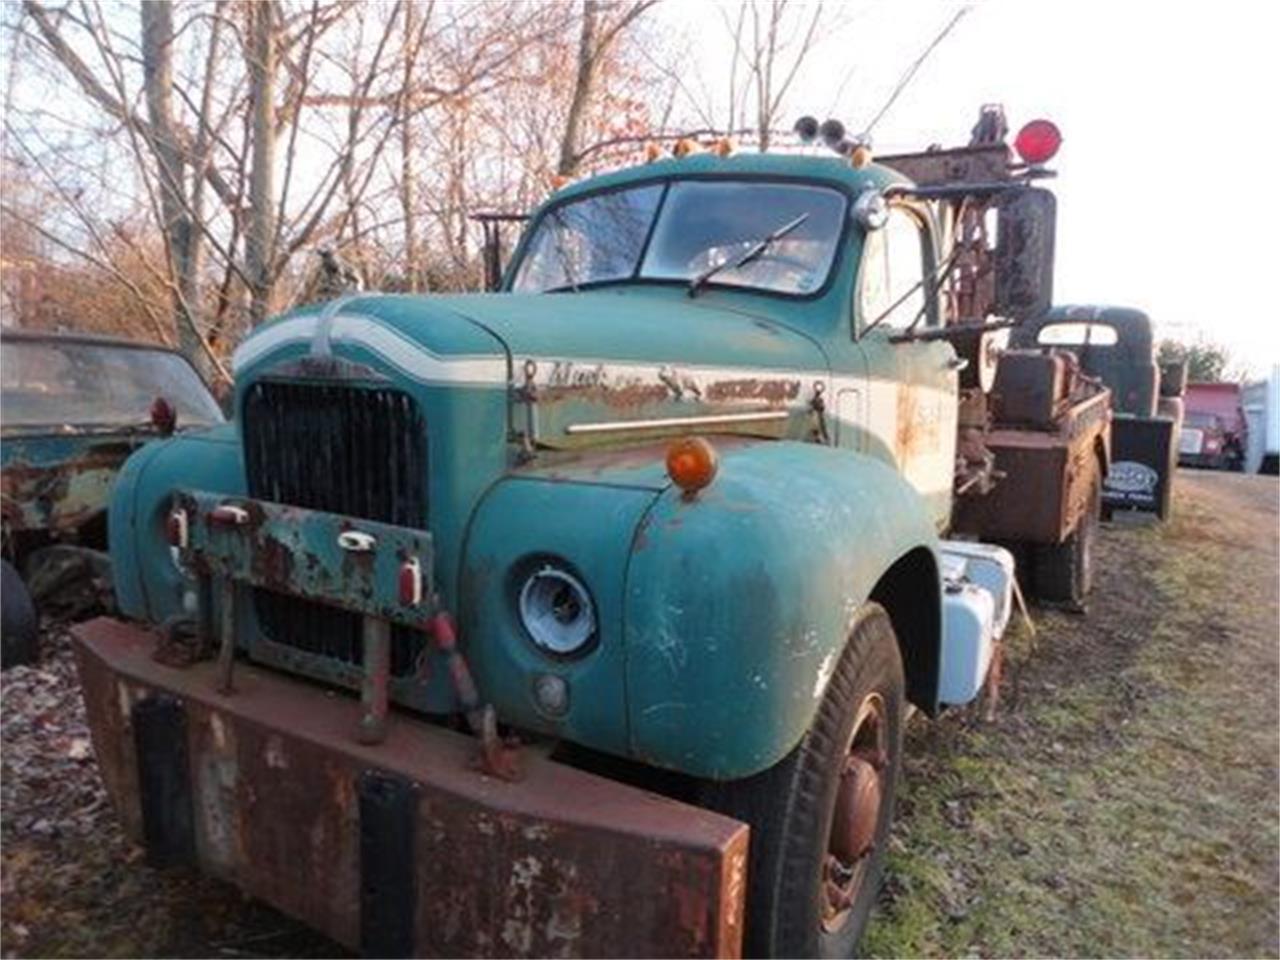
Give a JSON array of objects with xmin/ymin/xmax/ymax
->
[{"xmin": 0, "ymin": 627, "xmax": 340, "ymax": 959}]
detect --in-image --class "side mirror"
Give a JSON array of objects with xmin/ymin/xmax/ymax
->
[{"xmin": 993, "ymin": 186, "xmax": 1056, "ymax": 320}]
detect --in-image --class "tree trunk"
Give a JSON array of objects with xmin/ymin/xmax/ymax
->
[
  {"xmin": 139, "ymin": 0, "xmax": 204, "ymax": 365},
  {"xmin": 400, "ymin": 0, "xmax": 419, "ymax": 291},
  {"xmin": 246, "ymin": 0, "xmax": 278, "ymax": 326},
  {"xmin": 557, "ymin": 0, "xmax": 600, "ymax": 178}
]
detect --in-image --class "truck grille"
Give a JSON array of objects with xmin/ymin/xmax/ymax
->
[{"xmin": 242, "ymin": 380, "xmax": 428, "ymax": 677}]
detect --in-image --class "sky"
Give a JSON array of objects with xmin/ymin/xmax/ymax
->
[{"xmin": 663, "ymin": 0, "xmax": 1280, "ymax": 378}]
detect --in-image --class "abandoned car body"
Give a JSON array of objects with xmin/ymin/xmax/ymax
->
[
  {"xmin": 1, "ymin": 330, "xmax": 223, "ymax": 666},
  {"xmin": 77, "ymin": 116, "xmax": 1085, "ymax": 957}
]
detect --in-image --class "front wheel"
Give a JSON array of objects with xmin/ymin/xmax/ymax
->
[{"xmin": 700, "ymin": 603, "xmax": 904, "ymax": 958}]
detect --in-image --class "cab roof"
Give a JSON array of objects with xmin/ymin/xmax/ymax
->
[{"xmin": 550, "ymin": 151, "xmax": 908, "ymax": 204}]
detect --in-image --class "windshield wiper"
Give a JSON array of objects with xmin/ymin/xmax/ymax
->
[{"xmin": 687, "ymin": 213, "xmax": 809, "ymax": 298}]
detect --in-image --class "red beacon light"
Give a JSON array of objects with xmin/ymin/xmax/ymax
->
[{"xmin": 1013, "ymin": 119, "xmax": 1062, "ymax": 166}]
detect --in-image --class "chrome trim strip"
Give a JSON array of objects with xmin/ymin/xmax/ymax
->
[{"xmin": 564, "ymin": 410, "xmax": 789, "ymax": 435}]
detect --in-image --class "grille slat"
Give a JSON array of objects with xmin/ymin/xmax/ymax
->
[{"xmin": 242, "ymin": 380, "xmax": 428, "ymax": 678}]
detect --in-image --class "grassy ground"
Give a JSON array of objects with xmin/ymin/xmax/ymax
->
[{"xmin": 864, "ymin": 471, "xmax": 1280, "ymax": 958}]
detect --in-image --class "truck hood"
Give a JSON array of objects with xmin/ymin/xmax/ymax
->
[
  {"xmin": 235, "ymin": 289, "xmax": 831, "ymax": 448},
  {"xmin": 449, "ymin": 289, "xmax": 830, "ymax": 447}
]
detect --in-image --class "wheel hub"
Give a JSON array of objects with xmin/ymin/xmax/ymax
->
[
  {"xmin": 830, "ymin": 753, "xmax": 882, "ymax": 863},
  {"xmin": 821, "ymin": 694, "xmax": 888, "ymax": 933}
]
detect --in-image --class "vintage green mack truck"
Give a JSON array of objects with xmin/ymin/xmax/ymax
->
[{"xmin": 73, "ymin": 111, "xmax": 1104, "ymax": 958}]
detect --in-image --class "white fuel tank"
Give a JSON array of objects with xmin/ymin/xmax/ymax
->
[{"xmin": 936, "ymin": 541, "xmax": 1016, "ymax": 706}]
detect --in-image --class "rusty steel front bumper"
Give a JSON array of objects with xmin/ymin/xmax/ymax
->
[{"xmin": 74, "ymin": 617, "xmax": 749, "ymax": 958}]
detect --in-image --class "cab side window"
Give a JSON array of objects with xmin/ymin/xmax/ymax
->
[{"xmin": 858, "ymin": 207, "xmax": 931, "ymax": 332}]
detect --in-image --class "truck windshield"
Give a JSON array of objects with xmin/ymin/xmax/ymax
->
[
  {"xmin": 2, "ymin": 339, "xmax": 224, "ymax": 430},
  {"xmin": 511, "ymin": 179, "xmax": 846, "ymax": 297}
]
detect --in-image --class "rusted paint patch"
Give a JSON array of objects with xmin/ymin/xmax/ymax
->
[
  {"xmin": 177, "ymin": 490, "xmax": 434, "ymax": 627},
  {"xmin": 1, "ymin": 439, "xmax": 141, "ymax": 536},
  {"xmin": 703, "ymin": 378, "xmax": 800, "ymax": 403}
]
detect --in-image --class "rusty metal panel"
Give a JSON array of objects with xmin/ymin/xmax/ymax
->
[
  {"xmin": 175, "ymin": 490, "xmax": 434, "ymax": 626},
  {"xmin": 74, "ymin": 617, "xmax": 749, "ymax": 959},
  {"xmin": 952, "ymin": 437, "xmax": 1070, "ymax": 543},
  {"xmin": 1, "ymin": 435, "xmax": 141, "ymax": 537},
  {"xmin": 877, "ymin": 144, "xmax": 1013, "ymax": 186},
  {"xmin": 952, "ymin": 394, "xmax": 1110, "ymax": 545}
]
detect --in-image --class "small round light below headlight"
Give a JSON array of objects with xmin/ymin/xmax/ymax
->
[
  {"xmin": 518, "ymin": 565, "xmax": 597, "ymax": 656},
  {"xmin": 532, "ymin": 673, "xmax": 569, "ymax": 717}
]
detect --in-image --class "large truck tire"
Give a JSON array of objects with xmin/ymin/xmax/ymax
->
[
  {"xmin": 1, "ymin": 559, "xmax": 38, "ymax": 669},
  {"xmin": 699, "ymin": 603, "xmax": 904, "ymax": 958},
  {"xmin": 1032, "ymin": 473, "xmax": 1101, "ymax": 609}
]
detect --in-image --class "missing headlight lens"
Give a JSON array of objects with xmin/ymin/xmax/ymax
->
[{"xmin": 518, "ymin": 564, "xmax": 597, "ymax": 657}]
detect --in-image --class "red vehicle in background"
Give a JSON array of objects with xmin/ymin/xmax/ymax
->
[{"xmin": 1179, "ymin": 382, "xmax": 1247, "ymax": 470}]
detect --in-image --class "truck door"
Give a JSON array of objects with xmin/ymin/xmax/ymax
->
[{"xmin": 854, "ymin": 203, "xmax": 959, "ymax": 528}]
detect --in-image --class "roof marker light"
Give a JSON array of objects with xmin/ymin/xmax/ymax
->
[
  {"xmin": 1014, "ymin": 119, "xmax": 1062, "ymax": 165},
  {"xmin": 672, "ymin": 138, "xmax": 700, "ymax": 157}
]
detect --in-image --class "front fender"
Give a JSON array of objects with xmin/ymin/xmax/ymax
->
[
  {"xmin": 460, "ymin": 473, "xmax": 659, "ymax": 757},
  {"xmin": 625, "ymin": 441, "xmax": 939, "ymax": 780},
  {"xmin": 109, "ymin": 424, "xmax": 245, "ymax": 622}
]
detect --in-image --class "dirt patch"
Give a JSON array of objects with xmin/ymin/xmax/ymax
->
[{"xmin": 865, "ymin": 471, "xmax": 1280, "ymax": 958}]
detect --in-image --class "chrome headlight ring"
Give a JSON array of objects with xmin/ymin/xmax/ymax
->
[{"xmin": 517, "ymin": 563, "xmax": 598, "ymax": 658}]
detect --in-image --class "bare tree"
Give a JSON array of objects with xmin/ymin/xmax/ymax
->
[
  {"xmin": 245, "ymin": 0, "xmax": 277, "ymax": 325},
  {"xmin": 4, "ymin": 0, "xmax": 671, "ymax": 346},
  {"xmin": 22, "ymin": 0, "xmax": 235, "ymax": 376},
  {"xmin": 556, "ymin": 0, "xmax": 657, "ymax": 177},
  {"xmin": 741, "ymin": 1, "xmax": 822, "ymax": 151}
]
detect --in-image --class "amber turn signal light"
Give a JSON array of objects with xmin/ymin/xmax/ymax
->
[{"xmin": 666, "ymin": 437, "xmax": 718, "ymax": 497}]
